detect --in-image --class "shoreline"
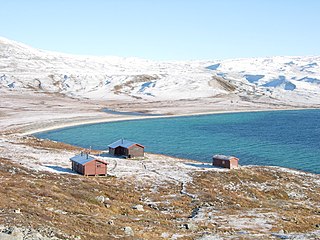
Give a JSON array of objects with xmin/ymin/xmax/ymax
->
[
  {"xmin": 21, "ymin": 106, "xmax": 319, "ymax": 136},
  {"xmin": 25, "ymin": 106, "xmax": 320, "ymax": 176}
]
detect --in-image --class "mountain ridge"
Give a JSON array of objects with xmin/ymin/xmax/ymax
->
[{"xmin": 1, "ymin": 36, "xmax": 320, "ymax": 105}]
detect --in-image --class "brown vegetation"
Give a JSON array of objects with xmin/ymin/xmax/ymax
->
[
  {"xmin": 212, "ymin": 76, "xmax": 237, "ymax": 92},
  {"xmin": 0, "ymin": 158, "xmax": 196, "ymax": 239},
  {"xmin": 113, "ymin": 74, "xmax": 158, "ymax": 94},
  {"xmin": 187, "ymin": 167, "xmax": 320, "ymax": 234},
  {"xmin": 1, "ymin": 154, "xmax": 319, "ymax": 239}
]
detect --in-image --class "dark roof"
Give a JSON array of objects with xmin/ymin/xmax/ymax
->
[
  {"xmin": 108, "ymin": 139, "xmax": 144, "ymax": 149},
  {"xmin": 213, "ymin": 154, "xmax": 239, "ymax": 161},
  {"xmin": 70, "ymin": 154, "xmax": 96, "ymax": 165}
]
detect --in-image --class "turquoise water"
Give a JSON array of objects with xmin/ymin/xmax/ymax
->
[{"xmin": 35, "ymin": 110, "xmax": 320, "ymax": 174}]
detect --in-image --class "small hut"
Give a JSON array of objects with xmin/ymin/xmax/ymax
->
[
  {"xmin": 212, "ymin": 154, "xmax": 239, "ymax": 169},
  {"xmin": 108, "ymin": 139, "xmax": 144, "ymax": 158},
  {"xmin": 70, "ymin": 153, "xmax": 108, "ymax": 176}
]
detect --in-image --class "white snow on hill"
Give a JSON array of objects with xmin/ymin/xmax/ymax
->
[{"xmin": 1, "ymin": 36, "xmax": 320, "ymax": 104}]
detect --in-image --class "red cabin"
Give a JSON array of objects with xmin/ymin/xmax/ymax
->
[
  {"xmin": 70, "ymin": 153, "xmax": 108, "ymax": 176},
  {"xmin": 108, "ymin": 139, "xmax": 144, "ymax": 158},
  {"xmin": 212, "ymin": 154, "xmax": 239, "ymax": 169}
]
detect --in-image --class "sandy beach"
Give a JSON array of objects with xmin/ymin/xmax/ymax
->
[{"xmin": 1, "ymin": 90, "xmax": 317, "ymax": 136}]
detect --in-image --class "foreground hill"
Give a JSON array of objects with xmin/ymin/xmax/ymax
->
[
  {"xmin": 0, "ymin": 137, "xmax": 319, "ymax": 239},
  {"xmin": 1, "ymin": 36, "xmax": 320, "ymax": 106}
]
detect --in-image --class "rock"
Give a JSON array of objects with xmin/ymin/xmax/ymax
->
[
  {"xmin": 148, "ymin": 203, "xmax": 159, "ymax": 210},
  {"xmin": 96, "ymin": 196, "xmax": 111, "ymax": 207},
  {"xmin": 123, "ymin": 226, "xmax": 134, "ymax": 236},
  {"xmin": 0, "ymin": 227, "xmax": 23, "ymax": 240},
  {"xmin": 29, "ymin": 232, "xmax": 46, "ymax": 239},
  {"xmin": 202, "ymin": 202, "xmax": 210, "ymax": 207},
  {"xmin": 0, "ymin": 225, "xmax": 64, "ymax": 240},
  {"xmin": 14, "ymin": 209, "xmax": 21, "ymax": 214},
  {"xmin": 55, "ymin": 209, "xmax": 67, "ymax": 215},
  {"xmin": 47, "ymin": 208, "xmax": 67, "ymax": 215},
  {"xmin": 161, "ymin": 232, "xmax": 170, "ymax": 238},
  {"xmin": 184, "ymin": 223, "xmax": 198, "ymax": 231},
  {"xmin": 95, "ymin": 196, "xmax": 105, "ymax": 203},
  {"xmin": 132, "ymin": 204, "xmax": 144, "ymax": 211},
  {"xmin": 107, "ymin": 220, "xmax": 114, "ymax": 225},
  {"xmin": 0, "ymin": 233, "xmax": 19, "ymax": 240}
]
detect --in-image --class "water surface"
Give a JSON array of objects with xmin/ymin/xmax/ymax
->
[{"xmin": 35, "ymin": 110, "xmax": 320, "ymax": 174}]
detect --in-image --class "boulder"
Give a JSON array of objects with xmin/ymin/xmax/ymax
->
[
  {"xmin": 107, "ymin": 220, "xmax": 114, "ymax": 225},
  {"xmin": 184, "ymin": 223, "xmax": 198, "ymax": 231},
  {"xmin": 0, "ymin": 227, "xmax": 23, "ymax": 240},
  {"xmin": 123, "ymin": 226, "xmax": 134, "ymax": 236},
  {"xmin": 95, "ymin": 196, "xmax": 105, "ymax": 203},
  {"xmin": 161, "ymin": 232, "xmax": 170, "ymax": 238},
  {"xmin": 14, "ymin": 209, "xmax": 21, "ymax": 214},
  {"xmin": 132, "ymin": 204, "xmax": 144, "ymax": 212}
]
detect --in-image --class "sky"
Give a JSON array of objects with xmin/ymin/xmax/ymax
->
[{"xmin": 1, "ymin": 0, "xmax": 320, "ymax": 61}]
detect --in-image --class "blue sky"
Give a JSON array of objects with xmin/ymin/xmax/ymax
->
[{"xmin": 1, "ymin": 0, "xmax": 320, "ymax": 60}]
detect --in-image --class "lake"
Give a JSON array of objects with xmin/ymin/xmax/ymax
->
[{"xmin": 35, "ymin": 109, "xmax": 320, "ymax": 174}]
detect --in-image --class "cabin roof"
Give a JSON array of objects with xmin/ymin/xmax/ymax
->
[
  {"xmin": 108, "ymin": 139, "xmax": 144, "ymax": 149},
  {"xmin": 70, "ymin": 154, "xmax": 96, "ymax": 165},
  {"xmin": 213, "ymin": 154, "xmax": 238, "ymax": 161}
]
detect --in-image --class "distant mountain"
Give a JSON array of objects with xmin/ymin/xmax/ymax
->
[{"xmin": 1, "ymin": 36, "xmax": 320, "ymax": 104}]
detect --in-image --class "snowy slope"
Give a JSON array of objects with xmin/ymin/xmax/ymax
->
[{"xmin": 1, "ymin": 36, "xmax": 320, "ymax": 104}]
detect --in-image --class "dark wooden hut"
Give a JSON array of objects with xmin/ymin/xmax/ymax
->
[
  {"xmin": 212, "ymin": 154, "xmax": 239, "ymax": 169},
  {"xmin": 70, "ymin": 153, "xmax": 108, "ymax": 176},
  {"xmin": 108, "ymin": 139, "xmax": 144, "ymax": 158}
]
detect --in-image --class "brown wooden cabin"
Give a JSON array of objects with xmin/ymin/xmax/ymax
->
[
  {"xmin": 70, "ymin": 153, "xmax": 107, "ymax": 176},
  {"xmin": 108, "ymin": 139, "xmax": 144, "ymax": 158},
  {"xmin": 212, "ymin": 154, "xmax": 239, "ymax": 169}
]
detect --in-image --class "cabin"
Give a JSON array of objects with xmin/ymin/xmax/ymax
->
[
  {"xmin": 108, "ymin": 139, "xmax": 144, "ymax": 158},
  {"xmin": 212, "ymin": 154, "xmax": 239, "ymax": 169},
  {"xmin": 70, "ymin": 153, "xmax": 108, "ymax": 176}
]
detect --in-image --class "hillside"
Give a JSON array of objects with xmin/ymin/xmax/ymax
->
[{"xmin": 1, "ymin": 37, "xmax": 320, "ymax": 105}]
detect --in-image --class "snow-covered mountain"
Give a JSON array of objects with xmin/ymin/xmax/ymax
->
[{"xmin": 1, "ymin": 36, "xmax": 320, "ymax": 104}]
